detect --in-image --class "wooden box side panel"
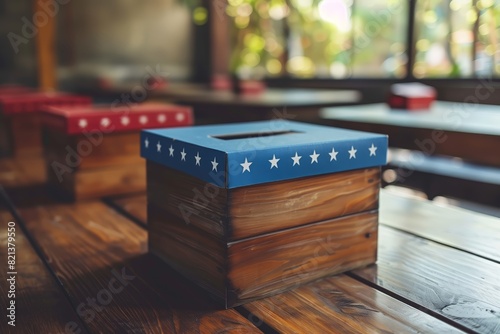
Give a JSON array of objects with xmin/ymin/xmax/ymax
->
[
  {"xmin": 0, "ymin": 114, "xmax": 13, "ymax": 157},
  {"xmin": 44, "ymin": 130, "xmax": 77, "ymax": 199},
  {"xmin": 229, "ymin": 168, "xmax": 380, "ymax": 240},
  {"xmin": 11, "ymin": 114, "xmax": 44, "ymax": 157},
  {"xmin": 43, "ymin": 129, "xmax": 142, "ymax": 170},
  {"xmin": 43, "ymin": 127, "xmax": 73, "ymax": 161},
  {"xmin": 147, "ymin": 161, "xmax": 228, "ymax": 240},
  {"xmin": 46, "ymin": 160, "xmax": 76, "ymax": 200},
  {"xmin": 148, "ymin": 203, "xmax": 227, "ymax": 304},
  {"xmin": 75, "ymin": 132, "xmax": 142, "ymax": 169},
  {"xmin": 227, "ymin": 211, "xmax": 378, "ymax": 307},
  {"xmin": 46, "ymin": 162, "xmax": 146, "ymax": 201},
  {"xmin": 73, "ymin": 163, "xmax": 146, "ymax": 200}
]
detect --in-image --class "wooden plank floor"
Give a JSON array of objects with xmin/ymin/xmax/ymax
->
[
  {"xmin": 16, "ymin": 201, "xmax": 261, "ymax": 333},
  {"xmin": 380, "ymin": 191, "xmax": 500, "ymax": 263},
  {"xmin": 84, "ymin": 195, "xmax": 463, "ymax": 333},
  {"xmin": 351, "ymin": 227, "xmax": 500, "ymax": 334},
  {"xmin": 244, "ymin": 275, "xmax": 462, "ymax": 333},
  {"xmin": 0, "ymin": 209, "xmax": 88, "ymax": 334},
  {"xmin": 109, "ymin": 192, "xmax": 500, "ymax": 262},
  {"xmin": 108, "ymin": 190, "xmax": 500, "ymax": 334},
  {"xmin": 2, "ymin": 154, "xmax": 500, "ymax": 333},
  {"xmin": 104, "ymin": 193, "xmax": 147, "ymax": 226}
]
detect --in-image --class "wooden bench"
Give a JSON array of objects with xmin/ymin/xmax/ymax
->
[{"xmin": 384, "ymin": 148, "xmax": 500, "ymax": 206}]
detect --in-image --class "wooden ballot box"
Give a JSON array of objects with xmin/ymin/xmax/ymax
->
[
  {"xmin": 42, "ymin": 103, "xmax": 193, "ymax": 200},
  {"xmin": 0, "ymin": 91, "xmax": 91, "ymax": 158},
  {"xmin": 141, "ymin": 120, "xmax": 388, "ymax": 308}
]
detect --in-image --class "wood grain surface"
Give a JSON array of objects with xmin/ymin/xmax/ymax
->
[
  {"xmin": 10, "ymin": 115, "xmax": 44, "ymax": 157},
  {"xmin": 149, "ymin": 197, "xmax": 378, "ymax": 308},
  {"xmin": 0, "ymin": 210, "xmax": 88, "ymax": 334},
  {"xmin": 149, "ymin": 203, "xmax": 228, "ymax": 303},
  {"xmin": 227, "ymin": 211, "xmax": 378, "ymax": 306},
  {"xmin": 106, "ymin": 193, "xmax": 148, "ymax": 224},
  {"xmin": 351, "ymin": 225, "xmax": 500, "ymax": 333},
  {"xmin": 48, "ymin": 162, "xmax": 146, "ymax": 201},
  {"xmin": 4, "ymin": 159, "xmax": 498, "ymax": 333},
  {"xmin": 147, "ymin": 161, "xmax": 228, "ymax": 240},
  {"xmin": 230, "ymin": 168, "xmax": 380, "ymax": 240},
  {"xmin": 244, "ymin": 275, "xmax": 463, "ymax": 334},
  {"xmin": 110, "ymin": 193, "xmax": 467, "ymax": 333},
  {"xmin": 43, "ymin": 130, "xmax": 143, "ymax": 170},
  {"xmin": 17, "ymin": 201, "xmax": 262, "ymax": 333},
  {"xmin": 0, "ymin": 157, "xmax": 46, "ymax": 188},
  {"xmin": 73, "ymin": 163, "xmax": 146, "ymax": 200},
  {"xmin": 148, "ymin": 161, "xmax": 380, "ymax": 241},
  {"xmin": 380, "ymin": 190, "xmax": 500, "ymax": 263},
  {"xmin": 43, "ymin": 129, "xmax": 147, "ymax": 199}
]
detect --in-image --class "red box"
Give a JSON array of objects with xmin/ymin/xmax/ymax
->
[
  {"xmin": 388, "ymin": 83, "xmax": 436, "ymax": 111},
  {"xmin": 0, "ymin": 92, "xmax": 91, "ymax": 157},
  {"xmin": 42, "ymin": 103, "xmax": 193, "ymax": 200}
]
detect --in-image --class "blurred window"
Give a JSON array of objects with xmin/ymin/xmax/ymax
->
[
  {"xmin": 414, "ymin": 0, "xmax": 500, "ymax": 78},
  {"xmin": 228, "ymin": 0, "xmax": 408, "ymax": 78},
  {"xmin": 227, "ymin": 0, "xmax": 500, "ymax": 79}
]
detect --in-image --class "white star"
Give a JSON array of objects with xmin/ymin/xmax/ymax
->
[
  {"xmin": 349, "ymin": 146, "xmax": 357, "ymax": 159},
  {"xmin": 180, "ymin": 148, "xmax": 187, "ymax": 161},
  {"xmin": 144, "ymin": 138, "xmax": 149, "ymax": 148},
  {"xmin": 156, "ymin": 141, "xmax": 162, "ymax": 152},
  {"xmin": 240, "ymin": 158, "xmax": 252, "ymax": 173},
  {"xmin": 157, "ymin": 114, "xmax": 167, "ymax": 123},
  {"xmin": 268, "ymin": 154, "xmax": 280, "ymax": 169},
  {"xmin": 329, "ymin": 147, "xmax": 338, "ymax": 161},
  {"xmin": 100, "ymin": 118, "xmax": 111, "ymax": 128},
  {"xmin": 310, "ymin": 150, "xmax": 320, "ymax": 164},
  {"xmin": 176, "ymin": 113, "xmax": 185, "ymax": 122},
  {"xmin": 139, "ymin": 115, "xmax": 148, "ymax": 125},
  {"xmin": 291, "ymin": 152, "xmax": 302, "ymax": 166},
  {"xmin": 194, "ymin": 152, "xmax": 201, "ymax": 166},
  {"xmin": 211, "ymin": 158, "xmax": 219, "ymax": 172},
  {"xmin": 168, "ymin": 145, "xmax": 174, "ymax": 157},
  {"xmin": 120, "ymin": 116, "xmax": 130, "ymax": 126},
  {"xmin": 369, "ymin": 143, "xmax": 377, "ymax": 157},
  {"xmin": 78, "ymin": 119, "xmax": 88, "ymax": 129}
]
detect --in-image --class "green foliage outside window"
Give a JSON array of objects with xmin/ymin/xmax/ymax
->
[
  {"xmin": 415, "ymin": 0, "xmax": 500, "ymax": 77},
  {"xmin": 227, "ymin": 0, "xmax": 408, "ymax": 78}
]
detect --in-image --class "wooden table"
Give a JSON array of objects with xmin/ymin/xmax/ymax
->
[
  {"xmin": 109, "ymin": 83, "xmax": 362, "ymax": 124},
  {"xmin": 320, "ymin": 102, "xmax": 500, "ymax": 167},
  {"xmin": 1, "ymin": 160, "xmax": 500, "ymax": 333}
]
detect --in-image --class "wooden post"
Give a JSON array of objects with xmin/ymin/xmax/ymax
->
[
  {"xmin": 210, "ymin": 0, "xmax": 230, "ymax": 77},
  {"xmin": 34, "ymin": 0, "xmax": 57, "ymax": 90}
]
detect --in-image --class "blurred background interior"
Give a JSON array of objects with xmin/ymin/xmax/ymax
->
[
  {"xmin": 1, "ymin": 0, "xmax": 500, "ymax": 213},
  {"xmin": 1, "ymin": 0, "xmax": 500, "ymax": 102}
]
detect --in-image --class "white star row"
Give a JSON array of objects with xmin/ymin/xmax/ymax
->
[
  {"xmin": 77, "ymin": 112, "xmax": 186, "ymax": 129},
  {"xmin": 145, "ymin": 139, "xmax": 378, "ymax": 174}
]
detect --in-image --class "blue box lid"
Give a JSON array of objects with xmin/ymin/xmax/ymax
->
[{"xmin": 141, "ymin": 120, "xmax": 387, "ymax": 189}]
